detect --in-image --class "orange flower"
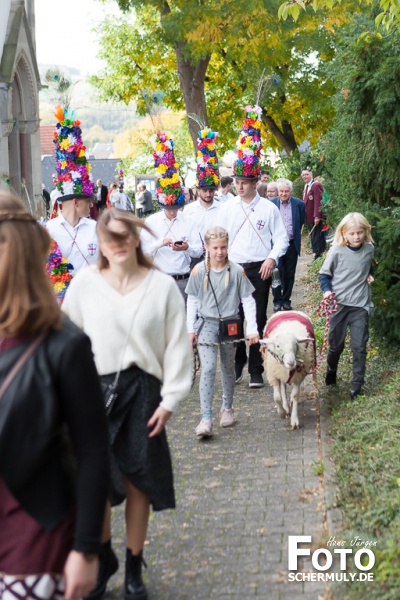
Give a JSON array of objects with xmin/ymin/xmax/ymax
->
[{"xmin": 54, "ymin": 104, "xmax": 65, "ymax": 123}]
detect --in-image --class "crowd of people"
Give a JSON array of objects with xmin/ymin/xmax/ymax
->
[{"xmin": 0, "ymin": 105, "xmax": 375, "ymax": 600}]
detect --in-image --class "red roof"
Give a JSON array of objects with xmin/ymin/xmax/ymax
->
[{"xmin": 40, "ymin": 126, "xmax": 55, "ymax": 156}]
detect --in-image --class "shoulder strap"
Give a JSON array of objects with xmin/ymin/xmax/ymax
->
[
  {"xmin": 0, "ymin": 333, "xmax": 46, "ymax": 402},
  {"xmin": 207, "ymin": 272, "xmax": 222, "ymax": 319}
]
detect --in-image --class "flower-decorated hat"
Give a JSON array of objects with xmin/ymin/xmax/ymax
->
[
  {"xmin": 196, "ymin": 128, "xmax": 220, "ymax": 189},
  {"xmin": 53, "ymin": 104, "xmax": 94, "ymax": 201},
  {"xmin": 233, "ymin": 105, "xmax": 263, "ymax": 180},
  {"xmin": 46, "ymin": 239, "xmax": 74, "ymax": 304},
  {"xmin": 150, "ymin": 132, "xmax": 185, "ymax": 209}
]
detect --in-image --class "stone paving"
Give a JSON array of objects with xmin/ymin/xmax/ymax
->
[{"xmin": 105, "ymin": 255, "xmax": 331, "ymax": 600}]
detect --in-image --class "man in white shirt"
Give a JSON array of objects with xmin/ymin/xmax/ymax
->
[
  {"xmin": 218, "ymin": 176, "xmax": 235, "ymax": 203},
  {"xmin": 110, "ymin": 185, "xmax": 132, "ymax": 211},
  {"xmin": 184, "ymin": 185, "xmax": 221, "ymax": 269},
  {"xmin": 46, "ymin": 193, "xmax": 98, "ymax": 275},
  {"xmin": 141, "ymin": 207, "xmax": 203, "ymax": 301},
  {"xmin": 217, "ymin": 176, "xmax": 289, "ymax": 388}
]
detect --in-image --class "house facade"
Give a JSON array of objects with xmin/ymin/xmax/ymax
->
[{"xmin": 0, "ymin": 0, "xmax": 43, "ymax": 215}]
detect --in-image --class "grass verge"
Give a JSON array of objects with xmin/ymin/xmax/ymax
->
[{"xmin": 303, "ymin": 255, "xmax": 400, "ymax": 600}]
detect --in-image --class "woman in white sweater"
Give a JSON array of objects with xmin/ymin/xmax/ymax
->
[{"xmin": 63, "ymin": 208, "xmax": 191, "ymax": 600}]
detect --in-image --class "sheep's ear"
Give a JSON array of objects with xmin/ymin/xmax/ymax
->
[{"xmin": 296, "ymin": 337, "xmax": 314, "ymax": 344}]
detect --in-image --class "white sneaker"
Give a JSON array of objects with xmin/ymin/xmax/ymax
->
[
  {"xmin": 195, "ymin": 419, "xmax": 213, "ymax": 438},
  {"xmin": 220, "ymin": 408, "xmax": 235, "ymax": 428}
]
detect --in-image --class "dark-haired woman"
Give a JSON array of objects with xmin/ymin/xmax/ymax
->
[
  {"xmin": 0, "ymin": 192, "xmax": 109, "ymax": 600},
  {"xmin": 63, "ymin": 208, "xmax": 192, "ymax": 600}
]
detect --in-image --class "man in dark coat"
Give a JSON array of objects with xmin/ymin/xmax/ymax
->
[
  {"xmin": 96, "ymin": 179, "xmax": 108, "ymax": 212},
  {"xmin": 269, "ymin": 179, "xmax": 306, "ymax": 311},
  {"xmin": 141, "ymin": 185, "xmax": 153, "ymax": 217},
  {"xmin": 301, "ymin": 168, "xmax": 326, "ymax": 259}
]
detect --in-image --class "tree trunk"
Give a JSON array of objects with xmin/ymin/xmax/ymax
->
[
  {"xmin": 175, "ymin": 43, "xmax": 211, "ymax": 152},
  {"xmin": 262, "ymin": 113, "xmax": 298, "ymax": 155}
]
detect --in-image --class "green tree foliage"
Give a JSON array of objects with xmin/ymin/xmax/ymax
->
[
  {"xmin": 318, "ymin": 16, "xmax": 400, "ymax": 342},
  {"xmin": 91, "ymin": 0, "xmax": 350, "ymax": 154},
  {"xmin": 279, "ymin": 0, "xmax": 400, "ymax": 35}
]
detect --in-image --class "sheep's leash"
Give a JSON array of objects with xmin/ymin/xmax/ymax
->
[{"xmin": 312, "ymin": 295, "xmax": 338, "ymax": 373}]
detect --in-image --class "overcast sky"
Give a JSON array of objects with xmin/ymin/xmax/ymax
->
[{"xmin": 35, "ymin": 0, "xmax": 107, "ymax": 75}]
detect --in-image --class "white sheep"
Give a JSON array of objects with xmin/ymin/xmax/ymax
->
[{"xmin": 261, "ymin": 310, "xmax": 316, "ymax": 430}]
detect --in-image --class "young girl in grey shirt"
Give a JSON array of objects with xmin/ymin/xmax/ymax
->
[
  {"xmin": 186, "ymin": 227, "xmax": 259, "ymax": 438},
  {"xmin": 319, "ymin": 212, "xmax": 374, "ymax": 399}
]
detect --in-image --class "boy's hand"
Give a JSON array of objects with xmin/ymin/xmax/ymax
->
[{"xmin": 367, "ymin": 275, "xmax": 374, "ymax": 285}]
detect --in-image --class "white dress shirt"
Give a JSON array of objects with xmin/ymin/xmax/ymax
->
[
  {"xmin": 110, "ymin": 190, "xmax": 131, "ymax": 210},
  {"xmin": 217, "ymin": 191, "xmax": 235, "ymax": 204},
  {"xmin": 183, "ymin": 199, "xmax": 221, "ymax": 242},
  {"xmin": 216, "ymin": 193, "xmax": 289, "ymax": 264},
  {"xmin": 46, "ymin": 214, "xmax": 99, "ymax": 275},
  {"xmin": 140, "ymin": 210, "xmax": 203, "ymax": 275}
]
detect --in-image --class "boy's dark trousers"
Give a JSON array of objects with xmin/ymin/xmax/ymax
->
[
  {"xmin": 272, "ymin": 239, "xmax": 298, "ymax": 305},
  {"xmin": 327, "ymin": 305, "xmax": 369, "ymax": 387},
  {"xmin": 235, "ymin": 264, "xmax": 271, "ymax": 375}
]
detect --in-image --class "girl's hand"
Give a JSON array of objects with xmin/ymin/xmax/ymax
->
[
  {"xmin": 323, "ymin": 291, "xmax": 334, "ymax": 299},
  {"xmin": 188, "ymin": 332, "xmax": 198, "ymax": 350},
  {"xmin": 147, "ymin": 406, "xmax": 172, "ymax": 438},
  {"xmin": 367, "ymin": 275, "xmax": 374, "ymax": 285},
  {"xmin": 247, "ymin": 333, "xmax": 260, "ymax": 346},
  {"xmin": 63, "ymin": 550, "xmax": 99, "ymax": 600}
]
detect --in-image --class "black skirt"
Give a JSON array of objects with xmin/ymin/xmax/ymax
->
[{"xmin": 100, "ymin": 366, "xmax": 175, "ymax": 511}]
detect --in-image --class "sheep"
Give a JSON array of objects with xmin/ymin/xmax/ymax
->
[{"xmin": 261, "ymin": 310, "xmax": 316, "ymax": 430}]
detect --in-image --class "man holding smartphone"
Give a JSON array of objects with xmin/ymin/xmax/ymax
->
[{"xmin": 141, "ymin": 206, "xmax": 202, "ymax": 302}]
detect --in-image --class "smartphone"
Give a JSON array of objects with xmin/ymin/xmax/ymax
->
[{"xmin": 174, "ymin": 240, "xmax": 184, "ymax": 245}]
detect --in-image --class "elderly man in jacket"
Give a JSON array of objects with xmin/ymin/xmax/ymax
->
[{"xmin": 269, "ymin": 178, "xmax": 306, "ymax": 311}]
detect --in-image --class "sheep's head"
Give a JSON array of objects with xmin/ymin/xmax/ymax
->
[{"xmin": 262, "ymin": 333, "xmax": 314, "ymax": 370}]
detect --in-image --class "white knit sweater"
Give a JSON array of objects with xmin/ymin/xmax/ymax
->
[{"xmin": 62, "ymin": 266, "xmax": 192, "ymax": 412}]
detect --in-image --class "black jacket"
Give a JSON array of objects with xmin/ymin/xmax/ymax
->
[{"xmin": 0, "ymin": 318, "xmax": 109, "ymax": 553}]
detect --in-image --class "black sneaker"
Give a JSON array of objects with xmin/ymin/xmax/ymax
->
[
  {"xmin": 325, "ymin": 369, "xmax": 337, "ymax": 386},
  {"xmin": 235, "ymin": 363, "xmax": 245, "ymax": 384},
  {"xmin": 350, "ymin": 386, "xmax": 362, "ymax": 400},
  {"xmin": 273, "ymin": 303, "xmax": 282, "ymax": 312},
  {"xmin": 282, "ymin": 301, "xmax": 292, "ymax": 311},
  {"xmin": 249, "ymin": 373, "xmax": 264, "ymax": 388}
]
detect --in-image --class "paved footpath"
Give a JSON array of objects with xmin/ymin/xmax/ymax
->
[{"xmin": 106, "ymin": 255, "xmax": 331, "ymax": 600}]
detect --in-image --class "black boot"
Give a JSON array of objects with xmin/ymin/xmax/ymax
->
[
  {"xmin": 325, "ymin": 368, "xmax": 337, "ymax": 386},
  {"xmin": 84, "ymin": 540, "xmax": 119, "ymax": 600},
  {"xmin": 125, "ymin": 549, "xmax": 148, "ymax": 600}
]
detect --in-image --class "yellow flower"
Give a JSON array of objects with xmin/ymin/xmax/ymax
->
[
  {"xmin": 253, "ymin": 121, "xmax": 261, "ymax": 130},
  {"xmin": 158, "ymin": 164, "xmax": 168, "ymax": 174},
  {"xmin": 208, "ymin": 156, "xmax": 216, "ymax": 164},
  {"xmin": 59, "ymin": 139, "xmax": 69, "ymax": 150},
  {"xmin": 208, "ymin": 144, "xmax": 215, "ymax": 151},
  {"xmin": 174, "ymin": 162, "xmax": 179, "ymax": 169},
  {"xmin": 54, "ymin": 282, "xmax": 64, "ymax": 293},
  {"xmin": 197, "ymin": 151, "xmax": 203, "ymax": 159},
  {"xmin": 156, "ymin": 143, "xmax": 163, "ymax": 152},
  {"xmin": 61, "ymin": 161, "xmax": 67, "ymax": 169},
  {"xmin": 213, "ymin": 175, "xmax": 219, "ymax": 184},
  {"xmin": 170, "ymin": 173, "xmax": 179, "ymax": 184},
  {"xmin": 160, "ymin": 178, "xmax": 168, "ymax": 187},
  {"xmin": 78, "ymin": 149, "xmax": 85, "ymax": 157},
  {"xmin": 87, "ymin": 163, "xmax": 92, "ymax": 173}
]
